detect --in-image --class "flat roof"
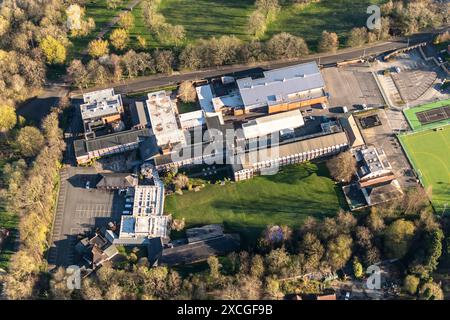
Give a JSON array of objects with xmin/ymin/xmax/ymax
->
[
  {"xmin": 241, "ymin": 109, "xmax": 305, "ymax": 140},
  {"xmin": 196, "ymin": 85, "xmax": 215, "ymax": 113},
  {"xmin": 130, "ymin": 101, "xmax": 150, "ymax": 127},
  {"xmin": 236, "ymin": 62, "xmax": 325, "ymax": 108},
  {"xmin": 212, "ymin": 92, "xmax": 243, "ymax": 111},
  {"xmin": 179, "ymin": 110, "xmax": 205, "ymax": 129},
  {"xmin": 146, "ymin": 91, "xmax": 185, "ymax": 147},
  {"xmin": 119, "ymin": 215, "xmax": 170, "ymax": 239},
  {"xmin": 133, "ymin": 185, "xmax": 164, "ymax": 216}
]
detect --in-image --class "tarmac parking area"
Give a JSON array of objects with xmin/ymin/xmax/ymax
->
[
  {"xmin": 48, "ymin": 167, "xmax": 124, "ymax": 268},
  {"xmin": 354, "ymin": 109, "xmax": 416, "ymax": 190},
  {"xmin": 322, "ymin": 65, "xmax": 385, "ymax": 109}
]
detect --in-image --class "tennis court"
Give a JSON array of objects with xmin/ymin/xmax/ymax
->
[{"xmin": 398, "ymin": 125, "xmax": 450, "ymax": 213}]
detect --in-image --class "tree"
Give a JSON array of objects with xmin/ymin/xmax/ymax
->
[
  {"xmin": 419, "ymin": 281, "xmax": 444, "ymax": 300},
  {"xmin": 88, "ymin": 39, "xmax": 109, "ymax": 58},
  {"xmin": 266, "ymin": 33, "xmax": 309, "ymax": 60},
  {"xmin": 0, "ymin": 104, "xmax": 17, "ymax": 132},
  {"xmin": 255, "ymin": 0, "xmax": 280, "ymax": 22},
  {"xmin": 110, "ymin": 28, "xmax": 129, "ymax": 51},
  {"xmin": 39, "ymin": 36, "xmax": 66, "ymax": 64},
  {"xmin": 250, "ymin": 254, "xmax": 265, "ymax": 278},
  {"xmin": 366, "ymin": 209, "xmax": 385, "ymax": 233},
  {"xmin": 178, "ymin": 81, "xmax": 197, "ymax": 103},
  {"xmin": 347, "ymin": 27, "xmax": 368, "ymax": 47},
  {"xmin": 137, "ymin": 35, "xmax": 147, "ymax": 49},
  {"xmin": 265, "ymin": 247, "xmax": 290, "ymax": 275},
  {"xmin": 118, "ymin": 11, "xmax": 134, "ymax": 30},
  {"xmin": 264, "ymin": 278, "xmax": 283, "ymax": 299},
  {"xmin": 207, "ymin": 256, "xmax": 221, "ymax": 280},
  {"xmin": 318, "ymin": 31, "xmax": 339, "ymax": 53},
  {"xmin": 16, "ymin": 126, "xmax": 45, "ymax": 157},
  {"xmin": 248, "ymin": 11, "xmax": 267, "ymax": 39},
  {"xmin": 326, "ymin": 151, "xmax": 356, "ymax": 183},
  {"xmin": 154, "ymin": 50, "xmax": 174, "ymax": 74},
  {"xmin": 403, "ymin": 275, "xmax": 420, "ymax": 295},
  {"xmin": 326, "ymin": 235, "xmax": 353, "ymax": 271},
  {"xmin": 353, "ymin": 257, "xmax": 363, "ymax": 278},
  {"xmin": 384, "ymin": 219, "xmax": 416, "ymax": 259},
  {"xmin": 107, "ymin": 0, "xmax": 122, "ymax": 9},
  {"xmin": 299, "ymin": 232, "xmax": 324, "ymax": 272},
  {"xmin": 67, "ymin": 59, "xmax": 89, "ymax": 89}
]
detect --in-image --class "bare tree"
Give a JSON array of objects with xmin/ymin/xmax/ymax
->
[
  {"xmin": 178, "ymin": 81, "xmax": 197, "ymax": 103},
  {"xmin": 326, "ymin": 151, "xmax": 356, "ymax": 183}
]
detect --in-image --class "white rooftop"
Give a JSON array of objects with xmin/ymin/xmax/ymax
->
[
  {"xmin": 80, "ymin": 88, "xmax": 123, "ymax": 120},
  {"xmin": 196, "ymin": 85, "xmax": 215, "ymax": 113},
  {"xmin": 241, "ymin": 109, "xmax": 305, "ymax": 140},
  {"xmin": 119, "ymin": 215, "xmax": 170, "ymax": 239},
  {"xmin": 132, "ymin": 185, "xmax": 164, "ymax": 217},
  {"xmin": 146, "ymin": 91, "xmax": 185, "ymax": 147},
  {"xmin": 179, "ymin": 110, "xmax": 205, "ymax": 129},
  {"xmin": 236, "ymin": 62, "xmax": 325, "ymax": 108}
]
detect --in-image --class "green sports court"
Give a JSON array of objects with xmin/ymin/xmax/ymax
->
[{"xmin": 399, "ymin": 125, "xmax": 450, "ymax": 213}]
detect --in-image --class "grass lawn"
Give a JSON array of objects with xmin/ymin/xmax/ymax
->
[
  {"xmin": 69, "ymin": 0, "xmax": 134, "ymax": 58},
  {"xmin": 165, "ymin": 162, "xmax": 345, "ymax": 247},
  {"xmin": 398, "ymin": 125, "xmax": 450, "ymax": 213},
  {"xmin": 177, "ymin": 101, "xmax": 201, "ymax": 114},
  {"xmin": 266, "ymin": 0, "xmax": 386, "ymax": 50},
  {"xmin": 403, "ymin": 98, "xmax": 450, "ymax": 131},
  {"xmin": 0, "ymin": 208, "xmax": 18, "ymax": 271},
  {"xmin": 130, "ymin": 0, "xmax": 385, "ymax": 50},
  {"xmin": 78, "ymin": 0, "xmax": 387, "ymax": 54}
]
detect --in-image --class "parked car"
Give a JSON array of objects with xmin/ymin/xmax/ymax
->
[
  {"xmin": 124, "ymin": 204, "xmax": 133, "ymax": 209},
  {"xmin": 344, "ymin": 292, "xmax": 351, "ymax": 300},
  {"xmin": 438, "ymin": 57, "xmax": 443, "ymax": 64},
  {"xmin": 341, "ymin": 106, "xmax": 348, "ymax": 113},
  {"xmin": 125, "ymin": 197, "xmax": 134, "ymax": 203},
  {"xmin": 85, "ymin": 181, "xmax": 90, "ymax": 189},
  {"xmin": 122, "ymin": 210, "xmax": 131, "ymax": 215}
]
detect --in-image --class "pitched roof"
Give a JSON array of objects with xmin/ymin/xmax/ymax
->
[
  {"xmin": 97, "ymin": 173, "xmax": 138, "ymax": 189},
  {"xmin": 74, "ymin": 128, "xmax": 152, "ymax": 158}
]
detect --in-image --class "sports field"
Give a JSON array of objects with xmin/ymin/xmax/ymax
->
[
  {"xmin": 399, "ymin": 125, "xmax": 450, "ymax": 213},
  {"xmin": 404, "ymin": 98, "xmax": 450, "ymax": 131}
]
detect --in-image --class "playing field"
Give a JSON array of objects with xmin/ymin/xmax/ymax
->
[
  {"xmin": 164, "ymin": 162, "xmax": 344, "ymax": 246},
  {"xmin": 399, "ymin": 125, "xmax": 450, "ymax": 213},
  {"xmin": 125, "ymin": 0, "xmax": 385, "ymax": 50},
  {"xmin": 404, "ymin": 98, "xmax": 450, "ymax": 131}
]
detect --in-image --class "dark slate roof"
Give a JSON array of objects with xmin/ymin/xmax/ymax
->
[
  {"xmin": 96, "ymin": 173, "xmax": 138, "ymax": 189},
  {"xmin": 74, "ymin": 128, "xmax": 152, "ymax": 158},
  {"xmin": 159, "ymin": 234, "xmax": 240, "ymax": 266},
  {"xmin": 236, "ymin": 61, "xmax": 325, "ymax": 107},
  {"xmin": 147, "ymin": 237, "xmax": 164, "ymax": 267},
  {"xmin": 130, "ymin": 101, "xmax": 150, "ymax": 127}
]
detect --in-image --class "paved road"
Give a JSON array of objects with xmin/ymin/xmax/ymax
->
[{"xmin": 69, "ymin": 30, "xmax": 445, "ymax": 98}]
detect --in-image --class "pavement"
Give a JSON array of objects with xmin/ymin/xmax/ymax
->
[{"xmin": 47, "ymin": 166, "xmax": 124, "ymax": 268}]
